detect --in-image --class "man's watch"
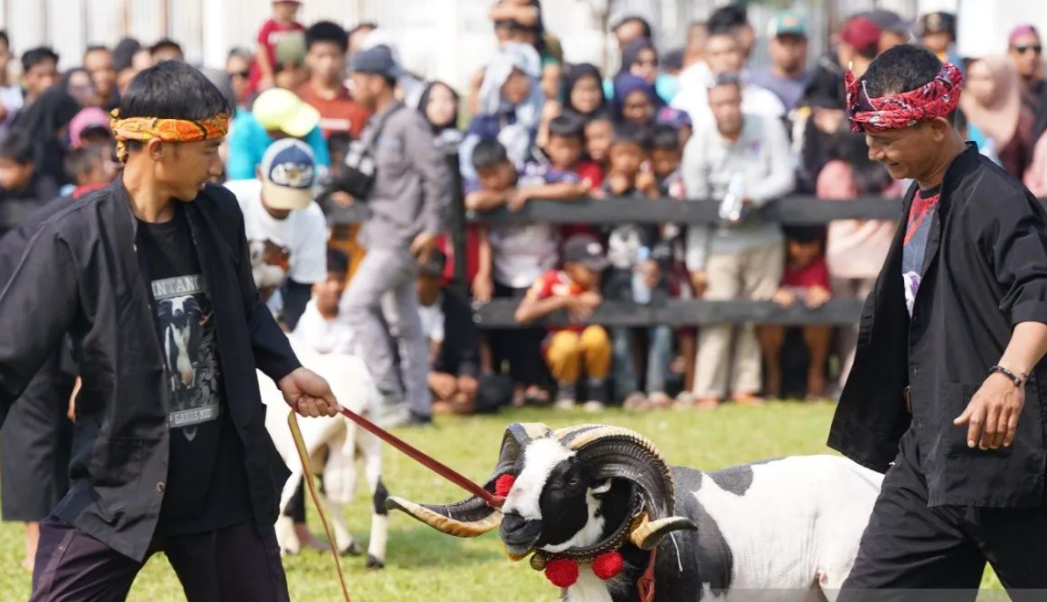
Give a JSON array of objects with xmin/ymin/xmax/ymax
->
[{"xmin": 989, "ymin": 365, "xmax": 1027, "ymax": 388}]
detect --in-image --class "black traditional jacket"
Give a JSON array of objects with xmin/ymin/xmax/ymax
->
[
  {"xmin": 0, "ymin": 180, "xmax": 299, "ymax": 560},
  {"xmin": 828, "ymin": 144, "xmax": 1047, "ymax": 508}
]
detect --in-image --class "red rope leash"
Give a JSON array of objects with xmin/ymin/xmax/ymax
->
[
  {"xmin": 286, "ymin": 403, "xmax": 507, "ymax": 602},
  {"xmin": 334, "ymin": 404, "xmax": 506, "ymax": 509}
]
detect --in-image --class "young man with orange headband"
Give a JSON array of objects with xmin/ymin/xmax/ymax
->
[
  {"xmin": 830, "ymin": 45, "xmax": 1047, "ymax": 600},
  {"xmin": 0, "ymin": 60, "xmax": 337, "ymax": 602}
]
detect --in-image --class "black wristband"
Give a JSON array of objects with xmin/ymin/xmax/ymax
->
[{"xmin": 990, "ymin": 365, "xmax": 1025, "ymax": 388}]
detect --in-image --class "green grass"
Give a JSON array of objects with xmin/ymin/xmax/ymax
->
[{"xmin": 0, "ymin": 403, "xmax": 1002, "ymax": 601}]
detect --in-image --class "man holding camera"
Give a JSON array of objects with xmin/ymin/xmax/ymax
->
[{"xmin": 334, "ymin": 44, "xmax": 452, "ymax": 427}]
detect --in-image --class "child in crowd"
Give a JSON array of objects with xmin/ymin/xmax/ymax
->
[
  {"xmin": 515, "ymin": 233, "xmax": 611, "ymax": 411},
  {"xmin": 543, "ymin": 112, "xmax": 601, "ymax": 239},
  {"xmin": 293, "ymin": 247, "xmax": 357, "ymax": 355},
  {"xmin": 324, "ymin": 131, "xmax": 367, "ymax": 284},
  {"xmin": 418, "ymin": 249, "xmax": 482, "ymax": 416},
  {"xmin": 63, "ymin": 145, "xmax": 117, "ymax": 199},
  {"xmin": 600, "ymin": 123, "xmax": 673, "ymax": 409},
  {"xmin": 584, "ymin": 112, "xmax": 614, "ymax": 176},
  {"xmin": 467, "ymin": 138, "xmax": 587, "ymax": 406},
  {"xmin": 655, "ymin": 106, "xmax": 693, "ymax": 150},
  {"xmin": 0, "ymin": 131, "xmax": 59, "ymax": 239},
  {"xmin": 758, "ymin": 227, "xmax": 833, "ymax": 401},
  {"xmin": 648, "ymin": 124, "xmax": 698, "ymax": 402},
  {"xmin": 252, "ymin": 0, "xmax": 306, "ymax": 92}
]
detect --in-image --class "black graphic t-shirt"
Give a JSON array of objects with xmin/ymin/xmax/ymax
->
[
  {"xmin": 136, "ymin": 205, "xmax": 251, "ymax": 535},
  {"xmin": 902, "ymin": 185, "xmax": 941, "ymax": 317}
]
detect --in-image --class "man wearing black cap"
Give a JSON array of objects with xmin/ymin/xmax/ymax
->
[{"xmin": 333, "ymin": 44, "xmax": 453, "ymax": 428}]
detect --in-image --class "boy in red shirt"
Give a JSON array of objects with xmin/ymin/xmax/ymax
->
[
  {"xmin": 758, "ymin": 227, "xmax": 832, "ymax": 402},
  {"xmin": 252, "ymin": 1, "xmax": 306, "ymax": 92},
  {"xmin": 515, "ymin": 233, "xmax": 612, "ymax": 411}
]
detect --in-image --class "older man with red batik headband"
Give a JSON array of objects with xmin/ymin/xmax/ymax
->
[
  {"xmin": 829, "ymin": 44, "xmax": 1047, "ymax": 601},
  {"xmin": 0, "ymin": 60, "xmax": 338, "ymax": 602}
]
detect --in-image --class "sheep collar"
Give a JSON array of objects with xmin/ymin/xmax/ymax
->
[{"xmin": 519, "ymin": 488, "xmax": 656, "ymax": 597}]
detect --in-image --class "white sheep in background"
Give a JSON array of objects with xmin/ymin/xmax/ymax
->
[
  {"xmin": 388, "ymin": 422, "xmax": 884, "ymax": 602},
  {"xmin": 259, "ymin": 335, "xmax": 389, "ymax": 568}
]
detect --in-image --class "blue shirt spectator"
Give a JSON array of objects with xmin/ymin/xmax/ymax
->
[{"xmin": 226, "ymin": 87, "xmax": 331, "ymax": 180}]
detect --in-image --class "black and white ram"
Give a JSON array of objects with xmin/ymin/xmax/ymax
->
[
  {"xmin": 388, "ymin": 423, "xmax": 883, "ymax": 602},
  {"xmin": 259, "ymin": 335, "xmax": 389, "ymax": 568}
]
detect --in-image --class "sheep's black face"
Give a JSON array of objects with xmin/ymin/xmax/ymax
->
[{"xmin": 499, "ymin": 438, "xmax": 633, "ymax": 557}]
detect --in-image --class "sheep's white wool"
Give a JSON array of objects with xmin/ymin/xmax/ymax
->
[
  {"xmin": 692, "ymin": 455, "xmax": 882, "ymax": 600},
  {"xmin": 564, "ymin": 569, "xmax": 616, "ymax": 602},
  {"xmin": 261, "ymin": 334, "xmax": 389, "ymax": 563},
  {"xmin": 504, "ymin": 438, "xmax": 575, "ymax": 520}
]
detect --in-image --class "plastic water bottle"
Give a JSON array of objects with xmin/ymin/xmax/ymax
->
[
  {"xmin": 719, "ymin": 170, "xmax": 747, "ymax": 224},
  {"xmin": 632, "ymin": 247, "xmax": 652, "ymax": 305}
]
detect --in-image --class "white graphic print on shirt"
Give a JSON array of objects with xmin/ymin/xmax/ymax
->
[{"xmin": 152, "ymin": 275, "xmax": 222, "ymax": 442}]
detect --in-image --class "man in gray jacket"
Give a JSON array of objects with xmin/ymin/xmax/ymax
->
[{"xmin": 338, "ymin": 44, "xmax": 452, "ymax": 427}]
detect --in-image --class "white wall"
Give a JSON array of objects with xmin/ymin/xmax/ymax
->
[{"xmin": 0, "ymin": 0, "xmax": 1039, "ymax": 92}]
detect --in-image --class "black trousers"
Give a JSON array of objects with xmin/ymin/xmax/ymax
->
[
  {"xmin": 490, "ymin": 281, "xmax": 552, "ymax": 389},
  {"xmin": 30, "ymin": 516, "xmax": 290, "ymax": 602},
  {"xmin": 840, "ymin": 429, "xmax": 1047, "ymax": 602},
  {"xmin": 0, "ymin": 350, "xmax": 75, "ymax": 522}
]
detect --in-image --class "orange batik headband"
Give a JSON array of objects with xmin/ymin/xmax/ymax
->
[{"xmin": 109, "ymin": 109, "xmax": 231, "ymax": 162}]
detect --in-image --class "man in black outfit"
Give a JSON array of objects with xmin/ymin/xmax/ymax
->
[
  {"xmin": 830, "ymin": 44, "xmax": 1047, "ymax": 602},
  {"xmin": 0, "ymin": 60, "xmax": 338, "ymax": 602}
]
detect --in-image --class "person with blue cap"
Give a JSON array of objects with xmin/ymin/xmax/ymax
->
[{"xmin": 330, "ymin": 43, "xmax": 453, "ymax": 428}]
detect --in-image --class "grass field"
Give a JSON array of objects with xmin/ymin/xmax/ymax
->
[{"xmin": 0, "ymin": 403, "xmax": 1002, "ymax": 601}]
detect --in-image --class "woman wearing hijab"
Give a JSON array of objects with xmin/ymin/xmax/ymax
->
[
  {"xmin": 10, "ymin": 85, "xmax": 82, "ymax": 186},
  {"xmin": 960, "ymin": 56, "xmax": 1036, "ymax": 178},
  {"xmin": 459, "ymin": 42, "xmax": 544, "ymax": 182},
  {"xmin": 418, "ymin": 80, "xmax": 463, "ymax": 148},
  {"xmin": 612, "ymin": 74, "xmax": 661, "ymax": 126},
  {"xmin": 562, "ymin": 63, "xmax": 607, "ymax": 119}
]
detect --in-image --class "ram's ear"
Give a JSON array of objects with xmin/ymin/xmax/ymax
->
[{"xmin": 628, "ymin": 512, "xmax": 698, "ymax": 550}]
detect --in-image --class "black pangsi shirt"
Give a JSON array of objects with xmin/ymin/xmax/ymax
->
[
  {"xmin": 0, "ymin": 181, "xmax": 300, "ymax": 562},
  {"xmin": 829, "ymin": 144, "xmax": 1047, "ymax": 509},
  {"xmin": 136, "ymin": 205, "xmax": 251, "ymax": 535}
]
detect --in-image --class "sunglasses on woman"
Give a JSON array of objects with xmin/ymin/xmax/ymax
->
[{"xmin": 1014, "ymin": 44, "xmax": 1043, "ymax": 55}]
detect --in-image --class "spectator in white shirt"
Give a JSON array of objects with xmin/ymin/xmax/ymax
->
[
  {"xmin": 293, "ymin": 248, "xmax": 358, "ymax": 356},
  {"xmin": 223, "ymin": 138, "xmax": 328, "ymax": 330},
  {"xmin": 683, "ymin": 72, "xmax": 795, "ymax": 408},
  {"xmin": 671, "ymin": 27, "xmax": 786, "ymax": 131}
]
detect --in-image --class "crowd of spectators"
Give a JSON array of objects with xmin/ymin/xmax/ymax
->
[{"xmin": 2, "ymin": 1, "xmax": 1047, "ymax": 423}]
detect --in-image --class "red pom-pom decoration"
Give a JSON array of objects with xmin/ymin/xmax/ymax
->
[
  {"xmin": 495, "ymin": 474, "xmax": 516, "ymax": 498},
  {"xmin": 544, "ymin": 558, "xmax": 580, "ymax": 588},
  {"xmin": 592, "ymin": 551, "xmax": 625, "ymax": 580}
]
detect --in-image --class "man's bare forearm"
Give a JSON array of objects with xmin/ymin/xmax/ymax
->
[{"xmin": 999, "ymin": 322, "xmax": 1047, "ymax": 380}]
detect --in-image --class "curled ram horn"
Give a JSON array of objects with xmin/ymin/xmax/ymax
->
[
  {"xmin": 385, "ymin": 422, "xmax": 554, "ymax": 537},
  {"xmin": 555, "ymin": 425, "xmax": 697, "ymax": 547}
]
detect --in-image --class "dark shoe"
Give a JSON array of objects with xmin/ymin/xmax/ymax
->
[{"xmin": 404, "ymin": 412, "xmax": 433, "ymax": 428}]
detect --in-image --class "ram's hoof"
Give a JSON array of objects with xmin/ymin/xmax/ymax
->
[
  {"xmin": 366, "ymin": 555, "xmax": 385, "ymax": 570},
  {"xmin": 340, "ymin": 542, "xmax": 362, "ymax": 557}
]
